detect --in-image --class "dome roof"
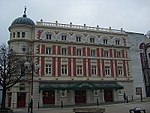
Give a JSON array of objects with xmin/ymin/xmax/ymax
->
[{"xmin": 11, "ymin": 14, "xmax": 35, "ymax": 26}]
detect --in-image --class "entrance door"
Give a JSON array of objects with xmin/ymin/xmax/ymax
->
[
  {"xmin": 7, "ymin": 93, "xmax": 12, "ymax": 107},
  {"xmin": 104, "ymin": 90, "xmax": 113, "ymax": 102},
  {"xmin": 75, "ymin": 90, "xmax": 86, "ymax": 104},
  {"xmin": 17, "ymin": 92, "xmax": 26, "ymax": 108},
  {"xmin": 43, "ymin": 91, "xmax": 55, "ymax": 105}
]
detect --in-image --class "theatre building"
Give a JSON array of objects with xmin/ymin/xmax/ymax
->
[{"xmin": 7, "ymin": 11, "xmax": 133, "ymax": 108}]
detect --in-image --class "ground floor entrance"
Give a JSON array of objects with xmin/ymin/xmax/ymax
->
[
  {"xmin": 17, "ymin": 92, "xmax": 26, "ymax": 108},
  {"xmin": 7, "ymin": 93, "xmax": 12, "ymax": 107},
  {"xmin": 104, "ymin": 90, "xmax": 113, "ymax": 102},
  {"xmin": 43, "ymin": 90, "xmax": 55, "ymax": 105},
  {"xmin": 75, "ymin": 90, "xmax": 86, "ymax": 104}
]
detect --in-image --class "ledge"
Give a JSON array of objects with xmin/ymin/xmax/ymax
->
[{"xmin": 73, "ymin": 107, "xmax": 105, "ymax": 113}]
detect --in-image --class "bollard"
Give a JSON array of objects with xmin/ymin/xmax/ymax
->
[
  {"xmin": 140, "ymin": 93, "xmax": 143, "ymax": 102},
  {"xmin": 28, "ymin": 103, "xmax": 30, "ymax": 113},
  {"xmin": 126, "ymin": 96, "xmax": 128, "ymax": 103},
  {"xmin": 61, "ymin": 101, "xmax": 63, "ymax": 108},
  {"xmin": 38, "ymin": 102, "xmax": 39, "ymax": 109},
  {"xmin": 96, "ymin": 98, "xmax": 99, "ymax": 106}
]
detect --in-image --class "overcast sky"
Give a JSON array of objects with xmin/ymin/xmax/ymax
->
[{"xmin": 0, "ymin": 0, "xmax": 150, "ymax": 45}]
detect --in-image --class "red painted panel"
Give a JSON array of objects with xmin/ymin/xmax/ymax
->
[
  {"xmin": 68, "ymin": 58, "xmax": 71, "ymax": 76},
  {"xmin": 43, "ymin": 91, "xmax": 55, "ymax": 105},
  {"xmin": 101, "ymin": 48, "xmax": 104, "ymax": 57},
  {"xmin": 52, "ymin": 45, "xmax": 56, "ymax": 54},
  {"xmin": 58, "ymin": 46, "xmax": 61, "ymax": 55},
  {"xmin": 123, "ymin": 60, "xmax": 126, "ymax": 77},
  {"xmin": 104, "ymin": 90, "xmax": 113, "ymax": 102},
  {"xmin": 41, "ymin": 57, "xmax": 45, "ymax": 76},
  {"xmin": 36, "ymin": 57, "xmax": 40, "ymax": 76},
  {"xmin": 17, "ymin": 93, "xmax": 26, "ymax": 108},
  {"xmin": 7, "ymin": 93, "xmax": 12, "ymax": 107},
  {"xmin": 83, "ymin": 47, "xmax": 86, "ymax": 56},
  {"xmin": 96, "ymin": 48, "xmax": 100, "ymax": 57},
  {"xmin": 52, "ymin": 57, "xmax": 56, "ymax": 76},
  {"xmin": 110, "ymin": 60, "xmax": 114, "ymax": 77},
  {"xmin": 83, "ymin": 58, "xmax": 86, "ymax": 76},
  {"xmin": 88, "ymin": 59, "xmax": 91, "ymax": 76},
  {"xmin": 58, "ymin": 57, "xmax": 61, "ymax": 76},
  {"xmin": 37, "ymin": 30, "xmax": 43, "ymax": 39},
  {"xmin": 41, "ymin": 44, "xmax": 45, "ymax": 54},
  {"xmin": 97, "ymin": 60, "xmax": 101, "ymax": 77},
  {"xmin": 73, "ymin": 58, "xmax": 76, "ymax": 76},
  {"xmin": 122, "ymin": 50, "xmax": 125, "ymax": 58},
  {"xmin": 110, "ymin": 49, "xmax": 112, "ymax": 57},
  {"xmin": 73, "ymin": 47, "xmax": 76, "ymax": 55},
  {"xmin": 87, "ymin": 48, "xmax": 90, "ymax": 56},
  {"xmin": 114, "ymin": 49, "xmax": 116, "ymax": 58},
  {"xmin": 75, "ymin": 90, "xmax": 86, "ymax": 104},
  {"xmin": 115, "ymin": 60, "xmax": 118, "ymax": 77},
  {"xmin": 102, "ymin": 60, "xmax": 105, "ymax": 77},
  {"xmin": 68, "ymin": 46, "xmax": 71, "ymax": 55},
  {"xmin": 36, "ymin": 44, "xmax": 40, "ymax": 54}
]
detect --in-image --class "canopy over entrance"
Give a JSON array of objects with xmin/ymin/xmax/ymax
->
[{"xmin": 39, "ymin": 81, "xmax": 123, "ymax": 91}]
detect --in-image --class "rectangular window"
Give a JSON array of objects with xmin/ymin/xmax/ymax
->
[
  {"xmin": 77, "ymin": 65, "xmax": 82, "ymax": 75},
  {"xmin": 92, "ymin": 65, "xmax": 97, "ymax": 75},
  {"xmin": 94, "ymin": 90, "xmax": 98, "ymax": 96},
  {"xmin": 61, "ymin": 48, "xmax": 67, "ymax": 55},
  {"xmin": 76, "ymin": 36, "xmax": 81, "ymax": 42},
  {"xmin": 116, "ymin": 40, "xmax": 120, "ymax": 45},
  {"xmin": 77, "ymin": 49, "xmax": 82, "ymax": 56},
  {"xmin": 62, "ymin": 35, "xmax": 67, "ymax": 41},
  {"xmin": 117, "ymin": 51, "xmax": 121, "ymax": 58},
  {"xmin": 60, "ymin": 90, "xmax": 67, "ymax": 97},
  {"xmin": 46, "ymin": 47, "xmax": 51, "ymax": 54},
  {"xmin": 22, "ymin": 32, "xmax": 25, "ymax": 38},
  {"xmin": 105, "ymin": 66, "xmax": 110, "ymax": 76},
  {"xmin": 91, "ymin": 50, "xmax": 96, "ymax": 56},
  {"xmin": 46, "ymin": 34, "xmax": 52, "ymax": 40},
  {"xmin": 13, "ymin": 32, "xmax": 15, "ymax": 38},
  {"xmin": 62, "ymin": 65, "xmax": 67, "ymax": 75},
  {"xmin": 103, "ymin": 39, "xmax": 108, "ymax": 44},
  {"xmin": 90, "ymin": 38, "xmax": 95, "ymax": 43},
  {"xmin": 104, "ymin": 50, "xmax": 109, "ymax": 57},
  {"xmin": 118, "ymin": 66, "xmax": 123, "ymax": 75},
  {"xmin": 45, "ymin": 64, "xmax": 51, "ymax": 75},
  {"xmin": 17, "ymin": 32, "xmax": 20, "ymax": 38}
]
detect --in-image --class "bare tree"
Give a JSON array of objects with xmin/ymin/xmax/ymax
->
[{"xmin": 0, "ymin": 45, "xmax": 25, "ymax": 109}]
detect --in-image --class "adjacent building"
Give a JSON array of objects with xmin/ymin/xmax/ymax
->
[{"xmin": 6, "ymin": 11, "xmax": 146, "ymax": 109}]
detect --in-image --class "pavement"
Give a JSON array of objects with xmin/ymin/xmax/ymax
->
[{"xmin": 14, "ymin": 98, "xmax": 150, "ymax": 113}]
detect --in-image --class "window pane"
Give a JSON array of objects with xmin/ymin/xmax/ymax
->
[
  {"xmin": 46, "ymin": 34, "xmax": 52, "ymax": 40},
  {"xmin": 13, "ymin": 32, "xmax": 15, "ymax": 38},
  {"xmin": 46, "ymin": 64, "xmax": 51, "ymax": 74},
  {"xmin": 46, "ymin": 47, "xmax": 51, "ymax": 54},
  {"xmin": 22, "ymin": 32, "xmax": 25, "ymax": 38},
  {"xmin": 62, "ymin": 35, "xmax": 67, "ymax": 40},
  {"xmin": 76, "ymin": 36, "xmax": 81, "ymax": 42},
  {"xmin": 17, "ymin": 32, "xmax": 20, "ymax": 38}
]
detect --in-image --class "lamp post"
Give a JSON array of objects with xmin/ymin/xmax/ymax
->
[
  {"xmin": 24, "ymin": 62, "xmax": 35, "ymax": 113},
  {"xmin": 31, "ymin": 63, "xmax": 34, "ymax": 113}
]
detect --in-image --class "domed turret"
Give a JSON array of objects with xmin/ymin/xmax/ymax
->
[
  {"xmin": 11, "ymin": 15, "xmax": 35, "ymax": 26},
  {"xmin": 8, "ymin": 7, "xmax": 35, "ymax": 54},
  {"xmin": 9, "ymin": 7, "xmax": 35, "ymax": 30}
]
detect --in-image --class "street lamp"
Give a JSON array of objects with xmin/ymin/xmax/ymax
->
[
  {"xmin": 24, "ymin": 62, "xmax": 40, "ymax": 113},
  {"xmin": 24, "ymin": 62, "xmax": 33, "ymax": 113}
]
